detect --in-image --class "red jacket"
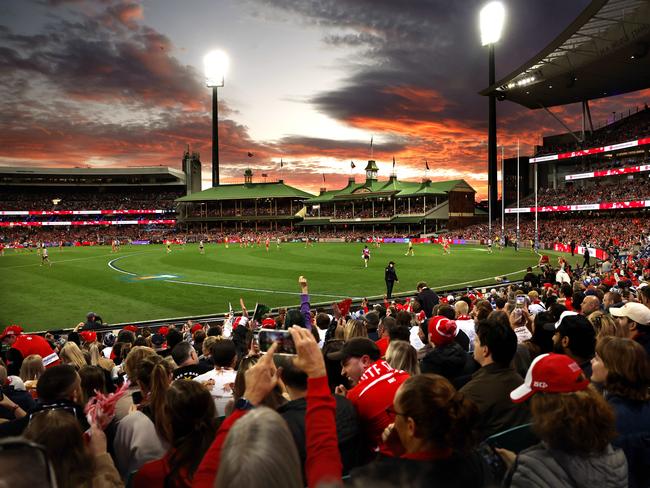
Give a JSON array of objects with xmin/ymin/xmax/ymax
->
[
  {"xmin": 192, "ymin": 376, "xmax": 341, "ymax": 488},
  {"xmin": 11, "ymin": 334, "xmax": 59, "ymax": 368},
  {"xmin": 134, "ymin": 452, "xmax": 191, "ymax": 488},
  {"xmin": 347, "ymin": 360, "xmax": 409, "ymax": 450}
]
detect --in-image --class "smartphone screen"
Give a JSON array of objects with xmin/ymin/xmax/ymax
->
[
  {"xmin": 258, "ymin": 328, "xmax": 297, "ymax": 355},
  {"xmin": 516, "ymin": 296, "xmax": 525, "ymax": 308}
]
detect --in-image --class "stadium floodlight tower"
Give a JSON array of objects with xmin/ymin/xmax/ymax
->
[
  {"xmin": 480, "ymin": 1, "xmax": 505, "ymax": 232},
  {"xmin": 204, "ymin": 49, "xmax": 229, "ymax": 187}
]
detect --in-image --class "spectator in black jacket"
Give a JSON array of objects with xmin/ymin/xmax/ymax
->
[
  {"xmin": 277, "ymin": 357, "xmax": 361, "ymax": 478},
  {"xmin": 415, "ymin": 281, "xmax": 439, "ymax": 319}
]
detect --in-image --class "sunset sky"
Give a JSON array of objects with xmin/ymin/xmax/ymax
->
[{"xmin": 2, "ymin": 0, "xmax": 649, "ymax": 198}]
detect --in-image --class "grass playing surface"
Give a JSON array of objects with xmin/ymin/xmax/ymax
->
[{"xmin": 1, "ymin": 242, "xmax": 550, "ymax": 332}]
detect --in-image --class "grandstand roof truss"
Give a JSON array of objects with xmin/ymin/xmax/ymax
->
[{"xmin": 480, "ymin": 0, "xmax": 650, "ymax": 110}]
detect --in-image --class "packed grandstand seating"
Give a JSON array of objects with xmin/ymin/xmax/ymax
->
[
  {"xmin": 457, "ymin": 214, "xmax": 650, "ymax": 252},
  {"xmin": 534, "ymin": 105, "xmax": 650, "ymax": 156},
  {"xmin": 0, "ymin": 188, "xmax": 183, "ymax": 211},
  {"xmin": 518, "ymin": 177, "xmax": 650, "ymax": 207},
  {"xmin": 1, "ymin": 243, "xmax": 649, "ymax": 487}
]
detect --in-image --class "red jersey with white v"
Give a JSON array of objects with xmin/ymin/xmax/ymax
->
[{"xmin": 347, "ymin": 359, "xmax": 409, "ymax": 448}]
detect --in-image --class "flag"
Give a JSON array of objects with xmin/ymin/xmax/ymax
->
[
  {"xmin": 247, "ymin": 152, "xmax": 254, "ymax": 157},
  {"xmin": 425, "ymin": 160, "xmax": 430, "ymax": 170},
  {"xmin": 351, "ymin": 161, "xmax": 356, "ymax": 169},
  {"xmin": 253, "ymin": 303, "xmax": 271, "ymax": 321},
  {"xmin": 392, "ymin": 156, "xmax": 396, "ymax": 168},
  {"xmin": 337, "ymin": 298, "xmax": 352, "ymax": 317},
  {"xmin": 280, "ymin": 158, "xmax": 283, "ymax": 168}
]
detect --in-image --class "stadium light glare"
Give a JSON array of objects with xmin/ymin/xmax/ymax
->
[
  {"xmin": 480, "ymin": 1, "xmax": 506, "ymax": 46},
  {"xmin": 204, "ymin": 50, "xmax": 229, "ymax": 87}
]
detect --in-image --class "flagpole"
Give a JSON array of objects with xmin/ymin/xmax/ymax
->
[
  {"xmin": 501, "ymin": 145, "xmax": 505, "ymax": 239},
  {"xmin": 516, "ymin": 139, "xmax": 520, "ymax": 247},
  {"xmin": 370, "ymin": 136, "xmax": 374, "ymax": 159}
]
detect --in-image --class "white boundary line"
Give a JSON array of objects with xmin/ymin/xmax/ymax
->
[{"xmin": 108, "ymin": 254, "xmax": 352, "ymax": 299}]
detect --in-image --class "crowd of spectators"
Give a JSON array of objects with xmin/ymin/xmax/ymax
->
[
  {"xmin": 457, "ymin": 214, "xmax": 650, "ymax": 252},
  {"xmin": 534, "ymin": 105, "xmax": 650, "ymax": 156},
  {"xmin": 1, "ymin": 247, "xmax": 649, "ymax": 487},
  {"xmin": 518, "ymin": 177, "xmax": 650, "ymax": 207},
  {"xmin": 0, "ymin": 188, "xmax": 183, "ymax": 212}
]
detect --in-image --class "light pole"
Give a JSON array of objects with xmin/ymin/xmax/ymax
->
[
  {"xmin": 204, "ymin": 50, "xmax": 229, "ymax": 187},
  {"xmin": 480, "ymin": 1, "xmax": 506, "ymax": 224}
]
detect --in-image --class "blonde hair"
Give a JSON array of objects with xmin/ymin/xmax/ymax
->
[
  {"xmin": 455, "ymin": 300, "xmax": 469, "ymax": 316},
  {"xmin": 202, "ymin": 336, "xmax": 220, "ymax": 357},
  {"xmin": 123, "ymin": 346, "xmax": 157, "ymax": 380},
  {"xmin": 19, "ymin": 354, "xmax": 45, "ymax": 382},
  {"xmin": 589, "ymin": 311, "xmax": 627, "ymax": 339},
  {"xmin": 343, "ymin": 319, "xmax": 367, "ymax": 341},
  {"xmin": 385, "ymin": 340, "xmax": 420, "ymax": 375},
  {"xmin": 59, "ymin": 342, "xmax": 87, "ymax": 370},
  {"xmin": 216, "ymin": 407, "xmax": 302, "ymax": 488},
  {"xmin": 88, "ymin": 343, "xmax": 114, "ymax": 372}
]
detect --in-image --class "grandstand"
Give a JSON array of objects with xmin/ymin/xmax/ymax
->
[{"xmin": 0, "ymin": 150, "xmax": 204, "ymax": 245}]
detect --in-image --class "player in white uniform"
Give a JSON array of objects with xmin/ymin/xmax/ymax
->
[
  {"xmin": 199, "ymin": 240, "xmax": 205, "ymax": 254},
  {"xmin": 41, "ymin": 247, "xmax": 51, "ymax": 267},
  {"xmin": 487, "ymin": 238, "xmax": 493, "ymax": 254},
  {"xmin": 362, "ymin": 245, "xmax": 370, "ymax": 268},
  {"xmin": 405, "ymin": 239, "xmax": 414, "ymax": 256}
]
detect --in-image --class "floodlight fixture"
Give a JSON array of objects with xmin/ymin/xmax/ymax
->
[
  {"xmin": 204, "ymin": 50, "xmax": 229, "ymax": 87},
  {"xmin": 480, "ymin": 1, "xmax": 506, "ymax": 46}
]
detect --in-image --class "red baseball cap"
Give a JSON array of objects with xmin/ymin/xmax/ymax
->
[
  {"xmin": 79, "ymin": 331, "xmax": 97, "ymax": 343},
  {"xmin": 191, "ymin": 324, "xmax": 203, "ymax": 334},
  {"xmin": 510, "ymin": 353, "xmax": 590, "ymax": 403},
  {"xmin": 158, "ymin": 326, "xmax": 169, "ymax": 336},
  {"xmin": 262, "ymin": 318, "xmax": 276, "ymax": 328},
  {"xmin": 0, "ymin": 325, "xmax": 23, "ymax": 341},
  {"xmin": 123, "ymin": 325, "xmax": 138, "ymax": 333},
  {"xmin": 428, "ymin": 316, "xmax": 457, "ymax": 347}
]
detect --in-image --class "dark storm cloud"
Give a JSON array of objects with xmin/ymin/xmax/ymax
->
[
  {"xmin": 0, "ymin": 6, "xmax": 204, "ymax": 110},
  {"xmin": 255, "ymin": 0, "xmax": 592, "ymax": 127}
]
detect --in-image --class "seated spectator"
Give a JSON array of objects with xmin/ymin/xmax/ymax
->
[
  {"xmin": 1, "ymin": 325, "xmax": 59, "ymax": 376},
  {"xmin": 113, "ymin": 355, "xmax": 171, "ymax": 478},
  {"xmin": 114, "ymin": 346, "xmax": 157, "ymax": 421},
  {"xmin": 460, "ymin": 316, "xmax": 530, "ymax": 439},
  {"xmin": 549, "ymin": 312, "xmax": 596, "ymax": 378},
  {"xmin": 352, "ymin": 374, "xmax": 492, "ymax": 487},
  {"xmin": 194, "ymin": 340, "xmax": 238, "ymax": 416},
  {"xmin": 375, "ymin": 316, "xmax": 394, "ymax": 356},
  {"xmin": 501, "ymin": 354, "xmax": 627, "ymax": 487},
  {"xmin": 328, "ymin": 337, "xmax": 409, "ymax": 451},
  {"xmin": 0, "ymin": 365, "xmax": 36, "ymax": 416},
  {"xmin": 79, "ymin": 365, "xmax": 107, "ymax": 404},
  {"xmin": 581, "ymin": 295, "xmax": 601, "ymax": 316},
  {"xmin": 588, "ymin": 311, "xmax": 624, "ymax": 339},
  {"xmin": 59, "ymin": 341, "xmax": 88, "ymax": 370},
  {"xmin": 454, "ymin": 300, "xmax": 476, "ymax": 348},
  {"xmin": 232, "ymin": 354, "xmax": 286, "ymax": 411},
  {"xmin": 344, "ymin": 319, "xmax": 368, "ymax": 341},
  {"xmin": 420, "ymin": 317, "xmax": 475, "ymax": 388},
  {"xmin": 277, "ymin": 356, "xmax": 360, "ymax": 477},
  {"xmin": 385, "ymin": 340, "xmax": 420, "ymax": 376},
  {"xmin": 610, "ymin": 302, "xmax": 650, "ymax": 355},
  {"xmin": 24, "ymin": 410, "xmax": 121, "ymax": 487},
  {"xmin": 171, "ymin": 341, "xmax": 212, "ymax": 380},
  {"xmin": 0, "ymin": 364, "xmax": 86, "ymax": 437},
  {"xmin": 134, "ymin": 381, "xmax": 218, "ymax": 487},
  {"xmin": 198, "ymin": 336, "xmax": 218, "ymax": 369},
  {"xmin": 19, "ymin": 353, "xmax": 44, "ymax": 392},
  {"xmin": 591, "ymin": 336, "xmax": 650, "ymax": 488}
]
